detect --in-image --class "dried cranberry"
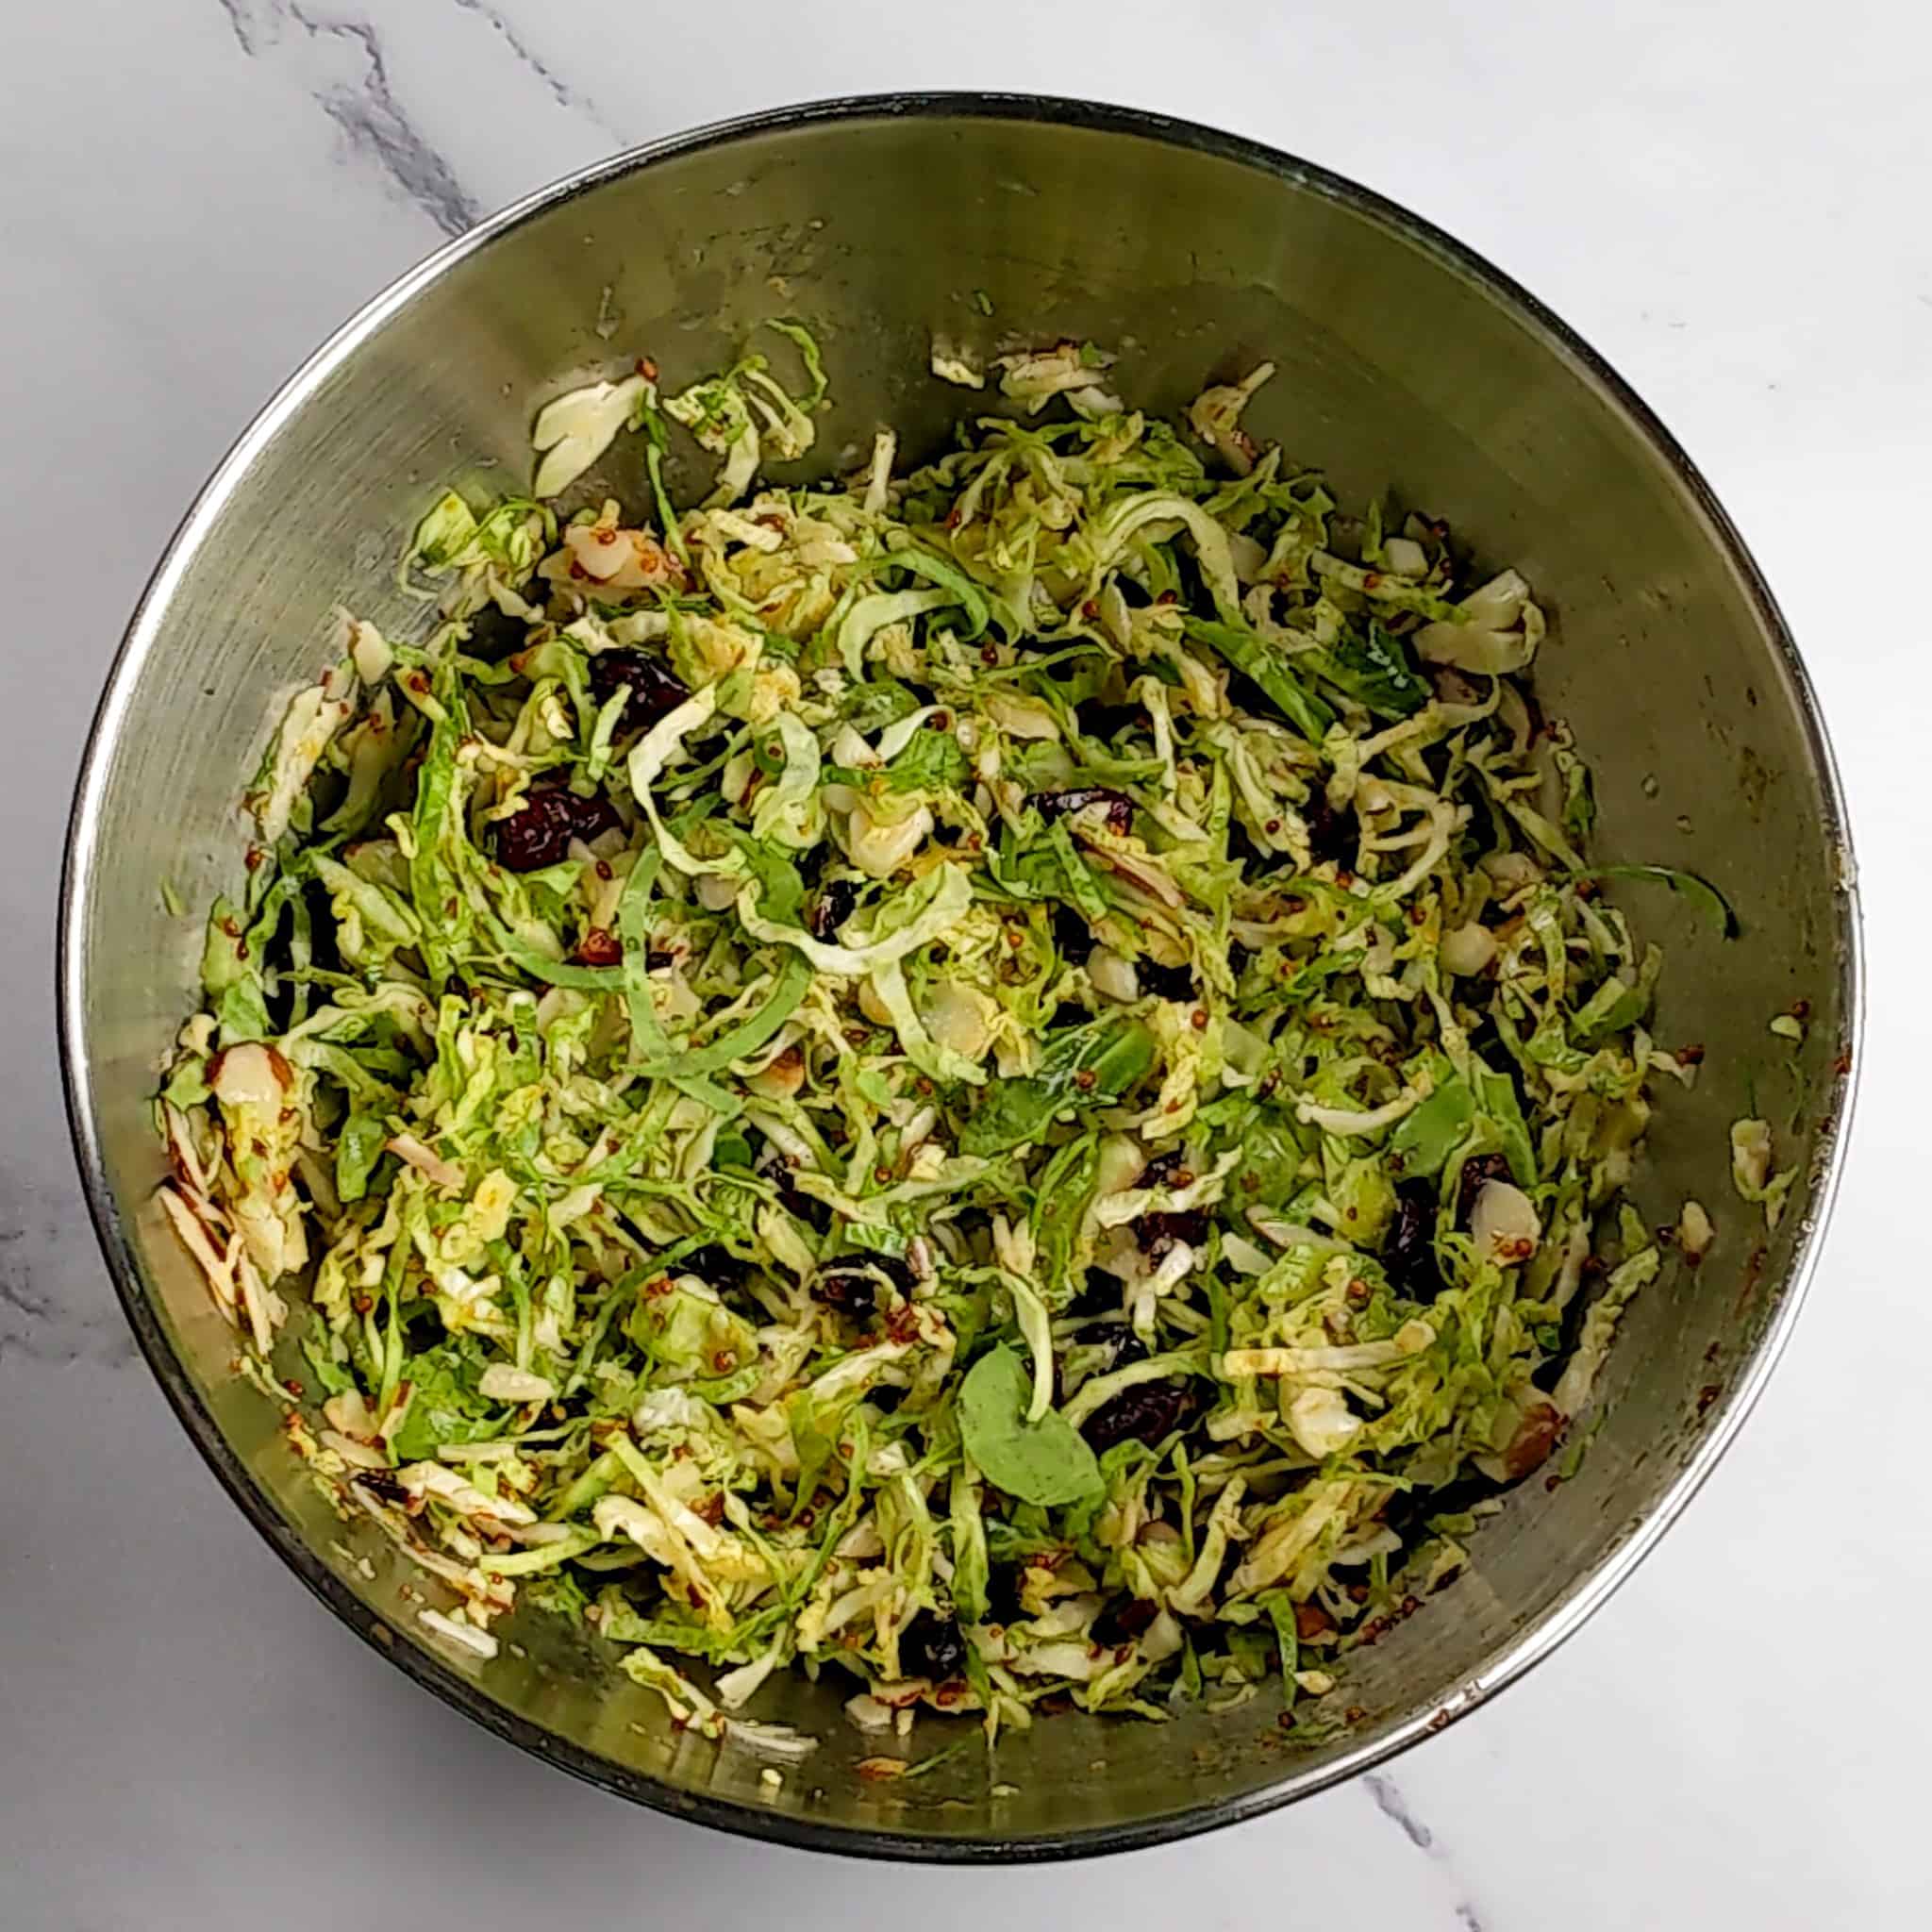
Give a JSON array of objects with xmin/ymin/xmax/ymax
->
[
  {"xmin": 1067, "ymin": 1272, "xmax": 1122, "ymax": 1318},
  {"xmin": 809, "ymin": 1266, "xmax": 878, "ymax": 1317},
  {"xmin": 353, "ymin": 1469, "xmax": 408, "ymax": 1507},
  {"xmin": 1091, "ymin": 1596, "xmax": 1159, "ymax": 1646},
  {"xmin": 827, "ymin": 1246, "xmax": 914, "ymax": 1293},
  {"xmin": 1455, "ymin": 1153, "xmax": 1512, "ymax": 1228},
  {"xmin": 1081, "ymin": 1379, "xmax": 1200, "ymax": 1452},
  {"xmin": 1037, "ymin": 787, "xmax": 1134, "ymax": 835},
  {"xmin": 1074, "ymin": 1322, "xmax": 1148, "ymax": 1371},
  {"xmin": 1140, "ymin": 1148, "xmax": 1188, "ymax": 1190},
  {"xmin": 587, "ymin": 648, "xmax": 691, "ymax": 724},
  {"xmin": 1384, "ymin": 1177, "xmax": 1443, "ymax": 1300},
  {"xmin": 900, "ymin": 1609, "xmax": 967, "ymax": 1681},
  {"xmin": 493, "ymin": 784, "xmax": 621, "ymax": 872},
  {"xmin": 872, "ymin": 1250, "xmax": 916, "ymax": 1291},
  {"xmin": 1138, "ymin": 958, "xmax": 1196, "ymax": 1001},
  {"xmin": 575, "ymin": 926, "xmax": 622, "ymax": 966},
  {"xmin": 1134, "ymin": 1210, "xmax": 1209, "ymax": 1256},
  {"xmin": 808, "ymin": 877, "xmax": 860, "ymax": 941},
  {"xmin": 1051, "ymin": 903, "xmax": 1094, "ymax": 965},
  {"xmin": 756, "ymin": 1143, "xmax": 819, "ymax": 1224},
  {"xmin": 679, "ymin": 1244, "xmax": 744, "ymax": 1287},
  {"xmin": 1305, "ymin": 795, "xmax": 1357, "ymax": 866}
]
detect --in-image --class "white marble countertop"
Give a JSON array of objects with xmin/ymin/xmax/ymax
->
[{"xmin": 5, "ymin": 3, "xmax": 1928, "ymax": 1925}]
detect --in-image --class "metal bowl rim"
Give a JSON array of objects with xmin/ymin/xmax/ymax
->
[{"xmin": 57, "ymin": 90, "xmax": 1864, "ymax": 1863}]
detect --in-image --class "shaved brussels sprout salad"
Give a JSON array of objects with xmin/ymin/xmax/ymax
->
[{"xmin": 157, "ymin": 324, "xmax": 1729, "ymax": 1746}]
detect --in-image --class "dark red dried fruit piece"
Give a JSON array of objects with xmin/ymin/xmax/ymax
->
[
  {"xmin": 899, "ymin": 1608, "xmax": 967, "ymax": 1680},
  {"xmin": 756, "ymin": 1143, "xmax": 822, "ymax": 1226},
  {"xmin": 1133, "ymin": 1210, "xmax": 1209, "ymax": 1256},
  {"xmin": 1074, "ymin": 1322, "xmax": 1148, "ymax": 1372},
  {"xmin": 1037, "ymin": 787, "xmax": 1134, "ymax": 835},
  {"xmin": 808, "ymin": 877, "xmax": 861, "ymax": 941},
  {"xmin": 1140, "ymin": 1148, "xmax": 1188, "ymax": 1190},
  {"xmin": 1067, "ymin": 1271, "xmax": 1123, "ymax": 1318},
  {"xmin": 1091, "ymin": 1596, "xmax": 1159, "ymax": 1646},
  {"xmin": 575, "ymin": 927, "xmax": 622, "ymax": 966},
  {"xmin": 1304, "ymin": 795, "xmax": 1357, "ymax": 866},
  {"xmin": 1384, "ymin": 1176, "xmax": 1443, "ymax": 1300},
  {"xmin": 1455, "ymin": 1152, "xmax": 1512, "ymax": 1228},
  {"xmin": 1051, "ymin": 903, "xmax": 1095, "ymax": 965},
  {"xmin": 678, "ymin": 1244, "xmax": 744, "ymax": 1287},
  {"xmin": 1138, "ymin": 958, "xmax": 1196, "ymax": 1000},
  {"xmin": 809, "ymin": 1266, "xmax": 879, "ymax": 1317},
  {"xmin": 587, "ymin": 647, "xmax": 691, "ymax": 724},
  {"xmin": 1080, "ymin": 1378, "xmax": 1200, "ymax": 1452},
  {"xmin": 493, "ymin": 784, "xmax": 621, "ymax": 872},
  {"xmin": 871, "ymin": 1251, "xmax": 916, "ymax": 1292}
]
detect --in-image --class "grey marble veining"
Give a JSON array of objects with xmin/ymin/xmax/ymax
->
[
  {"xmin": 219, "ymin": 2, "xmax": 483, "ymax": 234},
  {"xmin": 447, "ymin": 0, "xmax": 624, "ymax": 135},
  {"xmin": 4, "ymin": 3, "xmax": 1929, "ymax": 1926}
]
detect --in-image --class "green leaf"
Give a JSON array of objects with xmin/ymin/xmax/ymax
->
[
  {"xmin": 1572, "ymin": 941, "xmax": 1664, "ymax": 1045},
  {"xmin": 787, "ymin": 1387, "xmax": 841, "ymax": 1517},
  {"xmin": 298, "ymin": 1331, "xmax": 359, "ymax": 1399},
  {"xmin": 958, "ymin": 1345, "xmax": 1103, "ymax": 1507},
  {"xmin": 1230, "ymin": 1119, "xmax": 1307, "ymax": 1209},
  {"xmin": 1045, "ymin": 820, "xmax": 1110, "ymax": 924},
  {"xmin": 1307, "ymin": 621, "xmax": 1430, "ymax": 718},
  {"xmin": 1030, "ymin": 1132, "xmax": 1099, "ymax": 1307},
  {"xmin": 391, "ymin": 1344, "xmax": 496, "ymax": 1460},
  {"xmin": 958, "ymin": 1016, "xmax": 1156, "ymax": 1156},
  {"xmin": 1472, "ymin": 1061, "xmax": 1537, "ymax": 1186},
  {"xmin": 827, "ymin": 725, "xmax": 969, "ymax": 796},
  {"xmin": 215, "ymin": 978, "xmax": 270, "ymax": 1047},
  {"xmin": 1182, "ymin": 618, "xmax": 1335, "ymax": 743},
  {"xmin": 880, "ymin": 545, "xmax": 991, "ymax": 639},
  {"xmin": 669, "ymin": 1073, "xmax": 742, "ymax": 1118},
  {"xmin": 161, "ymin": 1058, "xmax": 210, "ymax": 1109},
  {"xmin": 726, "ymin": 833, "xmax": 808, "ymax": 924},
  {"xmin": 336, "ymin": 1111, "xmax": 391, "ymax": 1204},
  {"xmin": 842, "ymin": 1222, "xmax": 909, "ymax": 1261},
  {"xmin": 1390, "ymin": 1075, "xmax": 1476, "ymax": 1178},
  {"xmin": 198, "ymin": 895, "xmax": 249, "ymax": 995}
]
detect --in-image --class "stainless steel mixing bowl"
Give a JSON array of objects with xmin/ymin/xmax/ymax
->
[{"xmin": 59, "ymin": 95, "xmax": 1859, "ymax": 1858}]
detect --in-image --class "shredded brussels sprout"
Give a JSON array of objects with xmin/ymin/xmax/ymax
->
[{"xmin": 157, "ymin": 328, "xmax": 1698, "ymax": 1740}]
